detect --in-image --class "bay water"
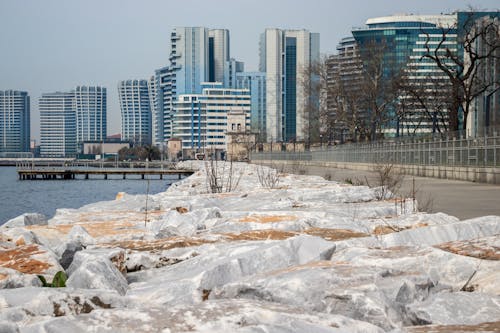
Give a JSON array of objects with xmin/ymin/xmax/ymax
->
[{"xmin": 0, "ymin": 166, "xmax": 176, "ymax": 225}]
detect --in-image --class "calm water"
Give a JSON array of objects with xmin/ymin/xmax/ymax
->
[{"xmin": 0, "ymin": 167, "xmax": 175, "ymax": 225}]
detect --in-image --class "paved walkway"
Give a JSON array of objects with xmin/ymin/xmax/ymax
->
[{"xmin": 258, "ymin": 163, "xmax": 500, "ymax": 220}]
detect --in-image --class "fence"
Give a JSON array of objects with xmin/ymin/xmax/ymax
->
[{"xmin": 251, "ymin": 132, "xmax": 500, "ymax": 168}]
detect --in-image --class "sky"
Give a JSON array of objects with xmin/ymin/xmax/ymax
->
[{"xmin": 1, "ymin": 0, "xmax": 499, "ymax": 141}]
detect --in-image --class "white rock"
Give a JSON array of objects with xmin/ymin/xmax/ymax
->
[
  {"xmin": 379, "ymin": 216, "xmax": 500, "ymax": 247},
  {"xmin": 127, "ymin": 235, "xmax": 335, "ymax": 306},
  {"xmin": 1, "ymin": 228, "xmax": 40, "ymax": 246},
  {"xmin": 406, "ymin": 292, "xmax": 500, "ymax": 326},
  {"xmin": 19, "ymin": 299, "xmax": 384, "ymax": 333},
  {"xmin": 0, "ymin": 321, "xmax": 19, "ymax": 333},
  {"xmin": 67, "ymin": 225, "xmax": 95, "ymax": 246},
  {"xmin": 66, "ymin": 257, "xmax": 128, "ymax": 295},
  {"xmin": 2, "ymin": 213, "xmax": 47, "ymax": 228},
  {"xmin": 66, "ymin": 248, "xmax": 126, "ymax": 277},
  {"xmin": 0, "ymin": 267, "xmax": 42, "ymax": 289}
]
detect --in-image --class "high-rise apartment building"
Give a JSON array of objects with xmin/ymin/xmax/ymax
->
[
  {"xmin": 325, "ymin": 36, "xmax": 364, "ymax": 142},
  {"xmin": 39, "ymin": 92, "xmax": 77, "ymax": 157},
  {"xmin": 259, "ymin": 29, "xmax": 320, "ymax": 142},
  {"xmin": 0, "ymin": 90, "xmax": 30, "ymax": 153},
  {"xmin": 118, "ymin": 79, "xmax": 152, "ymax": 145},
  {"xmin": 224, "ymin": 58, "xmax": 245, "ymax": 89},
  {"xmin": 153, "ymin": 27, "xmax": 232, "ymax": 146},
  {"xmin": 236, "ymin": 72, "xmax": 266, "ymax": 141},
  {"xmin": 75, "ymin": 86, "xmax": 107, "ymax": 143},
  {"xmin": 173, "ymin": 83, "xmax": 250, "ymax": 156},
  {"xmin": 148, "ymin": 75, "xmax": 161, "ymax": 145}
]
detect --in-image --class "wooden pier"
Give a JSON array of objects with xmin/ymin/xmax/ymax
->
[{"xmin": 17, "ymin": 167, "xmax": 194, "ymax": 180}]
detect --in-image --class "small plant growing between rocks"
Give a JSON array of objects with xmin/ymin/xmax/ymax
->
[{"xmin": 38, "ymin": 271, "xmax": 67, "ymax": 288}]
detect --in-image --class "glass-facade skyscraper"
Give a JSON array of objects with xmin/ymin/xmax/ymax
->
[
  {"xmin": 259, "ymin": 29, "xmax": 320, "ymax": 142},
  {"xmin": 236, "ymin": 72, "xmax": 266, "ymax": 141},
  {"xmin": 0, "ymin": 90, "xmax": 30, "ymax": 153},
  {"xmin": 118, "ymin": 79, "xmax": 152, "ymax": 145}
]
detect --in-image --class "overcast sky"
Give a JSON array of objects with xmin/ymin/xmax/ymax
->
[{"xmin": 1, "ymin": 0, "xmax": 498, "ymax": 141}]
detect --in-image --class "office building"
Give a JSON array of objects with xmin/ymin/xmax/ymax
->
[
  {"xmin": 208, "ymin": 29, "xmax": 230, "ymax": 83},
  {"xmin": 118, "ymin": 79, "xmax": 152, "ymax": 145},
  {"xmin": 259, "ymin": 28, "xmax": 320, "ymax": 142},
  {"xmin": 172, "ymin": 82, "xmax": 250, "ymax": 158},
  {"xmin": 75, "ymin": 86, "xmax": 107, "ymax": 143},
  {"xmin": 351, "ymin": 14, "xmax": 457, "ymax": 136},
  {"xmin": 0, "ymin": 90, "xmax": 30, "ymax": 153},
  {"xmin": 39, "ymin": 92, "xmax": 77, "ymax": 157},
  {"xmin": 236, "ymin": 72, "xmax": 266, "ymax": 140},
  {"xmin": 462, "ymin": 12, "xmax": 500, "ymax": 136}
]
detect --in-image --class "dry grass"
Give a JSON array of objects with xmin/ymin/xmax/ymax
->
[
  {"xmin": 435, "ymin": 238, "xmax": 500, "ymax": 261},
  {"xmin": 28, "ymin": 220, "xmax": 144, "ymax": 238},
  {"xmin": 303, "ymin": 228, "xmax": 368, "ymax": 241},
  {"xmin": 238, "ymin": 215, "xmax": 298, "ymax": 224},
  {"xmin": 99, "ymin": 237, "xmax": 216, "ymax": 252},
  {"xmin": 222, "ymin": 230, "xmax": 298, "ymax": 241},
  {"xmin": 373, "ymin": 222, "xmax": 428, "ymax": 236}
]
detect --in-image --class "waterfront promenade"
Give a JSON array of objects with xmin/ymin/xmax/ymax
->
[{"xmin": 286, "ymin": 164, "xmax": 500, "ymax": 220}]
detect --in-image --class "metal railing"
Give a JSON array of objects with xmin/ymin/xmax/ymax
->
[{"xmin": 251, "ymin": 131, "xmax": 500, "ymax": 168}]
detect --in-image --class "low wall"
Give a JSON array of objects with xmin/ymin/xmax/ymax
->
[{"xmin": 252, "ymin": 159, "xmax": 500, "ymax": 185}]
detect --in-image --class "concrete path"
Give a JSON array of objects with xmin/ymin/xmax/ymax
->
[{"xmin": 259, "ymin": 163, "xmax": 500, "ymax": 220}]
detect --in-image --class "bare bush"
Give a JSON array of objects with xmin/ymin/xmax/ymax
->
[
  {"xmin": 289, "ymin": 162, "xmax": 307, "ymax": 175},
  {"xmin": 205, "ymin": 159, "xmax": 243, "ymax": 193},
  {"xmin": 407, "ymin": 177, "xmax": 435, "ymax": 213},
  {"xmin": 344, "ymin": 177, "xmax": 366, "ymax": 186},
  {"xmin": 257, "ymin": 164, "xmax": 281, "ymax": 189},
  {"xmin": 365, "ymin": 163, "xmax": 405, "ymax": 200}
]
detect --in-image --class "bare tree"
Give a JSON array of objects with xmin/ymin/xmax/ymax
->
[
  {"xmin": 356, "ymin": 41, "xmax": 404, "ymax": 141},
  {"xmin": 397, "ymin": 70, "xmax": 453, "ymax": 136},
  {"xmin": 421, "ymin": 11, "xmax": 500, "ymax": 132}
]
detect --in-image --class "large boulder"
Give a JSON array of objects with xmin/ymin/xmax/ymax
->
[
  {"xmin": 67, "ymin": 225, "xmax": 95, "ymax": 246},
  {"xmin": 127, "ymin": 235, "xmax": 336, "ymax": 306},
  {"xmin": 0, "ymin": 267, "xmax": 42, "ymax": 289},
  {"xmin": 0, "ymin": 321, "xmax": 19, "ymax": 333},
  {"xmin": 16, "ymin": 299, "xmax": 384, "ymax": 333},
  {"xmin": 0, "ymin": 244, "xmax": 63, "ymax": 278},
  {"xmin": 2, "ymin": 213, "xmax": 47, "ymax": 228},
  {"xmin": 1, "ymin": 228, "xmax": 40, "ymax": 246},
  {"xmin": 66, "ymin": 249, "xmax": 128, "ymax": 295},
  {"xmin": 148, "ymin": 207, "xmax": 222, "ymax": 238},
  {"xmin": 406, "ymin": 292, "xmax": 500, "ymax": 326},
  {"xmin": 0, "ymin": 287, "xmax": 126, "ymax": 325},
  {"xmin": 54, "ymin": 225, "xmax": 95, "ymax": 270}
]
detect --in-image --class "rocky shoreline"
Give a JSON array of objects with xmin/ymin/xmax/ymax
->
[{"xmin": 1, "ymin": 162, "xmax": 499, "ymax": 332}]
